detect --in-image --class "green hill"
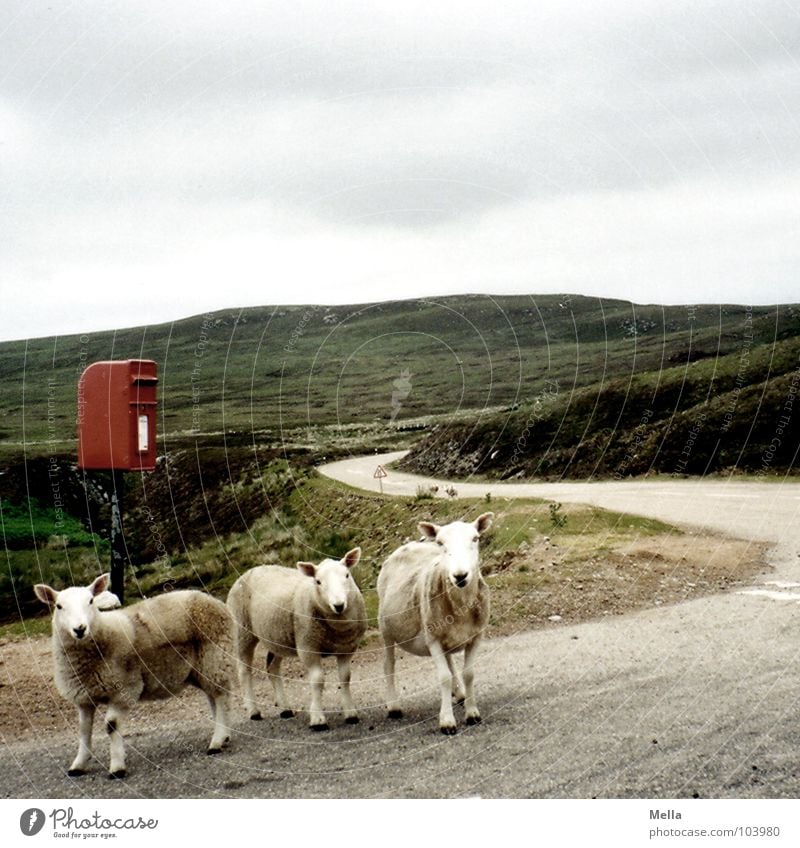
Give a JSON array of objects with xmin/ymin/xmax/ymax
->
[
  {"xmin": 1, "ymin": 295, "xmax": 798, "ymax": 457},
  {"xmin": 1, "ymin": 294, "xmax": 797, "ymax": 621},
  {"xmin": 400, "ymin": 311, "xmax": 800, "ymax": 479}
]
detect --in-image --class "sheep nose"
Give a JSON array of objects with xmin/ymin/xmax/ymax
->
[
  {"xmin": 333, "ymin": 602, "xmax": 345, "ymax": 614},
  {"xmin": 454, "ymin": 573, "xmax": 469, "ymax": 588},
  {"xmin": 73, "ymin": 625, "xmax": 86, "ymax": 639}
]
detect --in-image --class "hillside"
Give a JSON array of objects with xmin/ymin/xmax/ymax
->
[
  {"xmin": 401, "ymin": 320, "xmax": 800, "ymax": 480},
  {"xmin": 2, "ymin": 296, "xmax": 799, "ymax": 455},
  {"xmin": 1, "ymin": 292, "xmax": 793, "ymax": 624}
]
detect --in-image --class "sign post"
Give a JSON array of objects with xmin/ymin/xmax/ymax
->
[
  {"xmin": 77, "ymin": 360, "xmax": 158, "ymax": 604},
  {"xmin": 373, "ymin": 464, "xmax": 388, "ymax": 494}
]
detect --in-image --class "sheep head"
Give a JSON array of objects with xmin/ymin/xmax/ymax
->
[
  {"xmin": 34, "ymin": 574, "xmax": 110, "ymax": 642},
  {"xmin": 418, "ymin": 512, "xmax": 494, "ymax": 589},
  {"xmin": 297, "ymin": 547, "xmax": 362, "ymax": 615}
]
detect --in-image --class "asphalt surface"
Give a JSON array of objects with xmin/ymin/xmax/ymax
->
[{"xmin": 3, "ymin": 454, "xmax": 800, "ymax": 798}]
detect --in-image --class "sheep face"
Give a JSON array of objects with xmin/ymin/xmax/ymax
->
[
  {"xmin": 297, "ymin": 547, "xmax": 361, "ymax": 616},
  {"xmin": 34, "ymin": 574, "xmax": 110, "ymax": 642},
  {"xmin": 418, "ymin": 512, "xmax": 493, "ymax": 590}
]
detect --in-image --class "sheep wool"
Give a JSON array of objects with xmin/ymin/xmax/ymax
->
[
  {"xmin": 227, "ymin": 547, "xmax": 366, "ymax": 730},
  {"xmin": 377, "ymin": 513, "xmax": 493, "ymax": 734},
  {"xmin": 34, "ymin": 574, "xmax": 235, "ymax": 778}
]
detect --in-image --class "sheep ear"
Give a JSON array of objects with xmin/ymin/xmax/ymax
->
[
  {"xmin": 474, "ymin": 512, "xmax": 494, "ymax": 534},
  {"xmin": 418, "ymin": 521, "xmax": 439, "ymax": 540},
  {"xmin": 342, "ymin": 547, "xmax": 361, "ymax": 569},
  {"xmin": 297, "ymin": 562, "xmax": 317, "ymax": 578},
  {"xmin": 89, "ymin": 573, "xmax": 110, "ymax": 596},
  {"xmin": 34, "ymin": 584, "xmax": 57, "ymax": 608}
]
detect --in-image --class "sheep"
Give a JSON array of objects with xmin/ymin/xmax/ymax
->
[
  {"xmin": 34, "ymin": 574, "xmax": 235, "ymax": 778},
  {"xmin": 377, "ymin": 512, "xmax": 493, "ymax": 734},
  {"xmin": 227, "ymin": 548, "xmax": 366, "ymax": 730}
]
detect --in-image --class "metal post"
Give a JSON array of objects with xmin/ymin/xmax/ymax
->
[{"xmin": 110, "ymin": 469, "xmax": 126, "ymax": 605}]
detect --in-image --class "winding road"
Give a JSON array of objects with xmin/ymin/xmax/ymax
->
[{"xmin": 3, "ymin": 454, "xmax": 800, "ymax": 798}]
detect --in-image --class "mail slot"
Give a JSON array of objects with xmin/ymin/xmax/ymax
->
[{"xmin": 77, "ymin": 360, "xmax": 158, "ymax": 471}]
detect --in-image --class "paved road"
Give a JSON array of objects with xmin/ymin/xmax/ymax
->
[
  {"xmin": 321, "ymin": 452, "xmax": 800, "ymax": 579},
  {"xmin": 3, "ymin": 455, "xmax": 800, "ymax": 798}
]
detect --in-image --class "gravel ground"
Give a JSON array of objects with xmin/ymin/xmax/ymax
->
[{"xmin": 2, "ymin": 459, "xmax": 799, "ymax": 798}]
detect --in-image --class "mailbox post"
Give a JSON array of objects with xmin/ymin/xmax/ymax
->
[{"xmin": 77, "ymin": 360, "xmax": 158, "ymax": 604}]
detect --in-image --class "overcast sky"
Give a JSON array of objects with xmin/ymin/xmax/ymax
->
[{"xmin": 1, "ymin": 0, "xmax": 799, "ymax": 340}]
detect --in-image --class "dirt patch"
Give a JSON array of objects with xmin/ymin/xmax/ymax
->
[
  {"xmin": 486, "ymin": 532, "xmax": 769, "ymax": 636},
  {"xmin": 0, "ymin": 531, "xmax": 769, "ymax": 744}
]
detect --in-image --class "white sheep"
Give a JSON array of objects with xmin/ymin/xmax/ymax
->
[
  {"xmin": 227, "ymin": 548, "xmax": 366, "ymax": 730},
  {"xmin": 34, "ymin": 574, "xmax": 235, "ymax": 778},
  {"xmin": 377, "ymin": 512, "xmax": 493, "ymax": 734}
]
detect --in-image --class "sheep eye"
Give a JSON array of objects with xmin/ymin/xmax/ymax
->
[
  {"xmin": 436, "ymin": 540, "xmax": 444, "ymax": 546},
  {"xmin": 56, "ymin": 603, "xmax": 62, "ymax": 610},
  {"xmin": 472, "ymin": 536, "xmax": 479, "ymax": 543},
  {"xmin": 88, "ymin": 598, "xmax": 93, "ymax": 605},
  {"xmin": 316, "ymin": 580, "xmax": 321, "ymax": 586}
]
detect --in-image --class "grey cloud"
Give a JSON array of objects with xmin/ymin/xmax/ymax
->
[{"xmin": 1, "ymin": 0, "xmax": 799, "ymax": 337}]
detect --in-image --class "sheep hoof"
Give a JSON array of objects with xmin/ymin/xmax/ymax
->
[
  {"xmin": 345, "ymin": 715, "xmax": 360, "ymax": 725},
  {"xmin": 250, "ymin": 712, "xmax": 263, "ymax": 721},
  {"xmin": 108, "ymin": 769, "xmax": 127, "ymax": 780},
  {"xmin": 454, "ymin": 696, "xmax": 466, "ymax": 705},
  {"xmin": 388, "ymin": 709, "xmax": 403, "ymax": 720},
  {"xmin": 67, "ymin": 768, "xmax": 86, "ymax": 777},
  {"xmin": 206, "ymin": 747, "xmax": 222, "ymax": 756},
  {"xmin": 310, "ymin": 723, "xmax": 329, "ymax": 732},
  {"xmin": 466, "ymin": 715, "xmax": 482, "ymax": 726},
  {"xmin": 440, "ymin": 725, "xmax": 457, "ymax": 736},
  {"xmin": 279, "ymin": 709, "xmax": 295, "ymax": 719}
]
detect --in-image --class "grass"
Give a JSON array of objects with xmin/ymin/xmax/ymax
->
[
  {"xmin": 403, "ymin": 332, "xmax": 800, "ymax": 479},
  {"xmin": 3, "ymin": 470, "xmax": 688, "ymax": 636},
  {"xmin": 0, "ymin": 497, "xmax": 109, "ymax": 622},
  {"xmin": 0, "ymin": 498, "xmax": 102, "ymax": 549},
  {"xmin": 0, "ymin": 615, "xmax": 50, "ymax": 641},
  {"xmin": 0, "ymin": 473, "xmax": 763, "ymax": 641},
  {"xmin": 1, "ymin": 296, "xmax": 797, "ymax": 447}
]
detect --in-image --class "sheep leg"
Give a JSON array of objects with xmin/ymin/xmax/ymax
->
[
  {"xmin": 336, "ymin": 654, "xmax": 359, "ymax": 724},
  {"xmin": 67, "ymin": 703, "xmax": 96, "ymax": 776},
  {"xmin": 383, "ymin": 640, "xmax": 402, "ymax": 719},
  {"xmin": 300, "ymin": 652, "xmax": 328, "ymax": 730},
  {"xmin": 446, "ymin": 652, "xmax": 466, "ymax": 704},
  {"xmin": 206, "ymin": 691, "xmax": 231, "ymax": 753},
  {"xmin": 105, "ymin": 704, "xmax": 129, "ymax": 779},
  {"xmin": 463, "ymin": 636, "xmax": 482, "ymax": 725},
  {"xmin": 428, "ymin": 640, "xmax": 457, "ymax": 734},
  {"xmin": 267, "ymin": 653, "xmax": 294, "ymax": 718},
  {"xmin": 235, "ymin": 628, "xmax": 261, "ymax": 720}
]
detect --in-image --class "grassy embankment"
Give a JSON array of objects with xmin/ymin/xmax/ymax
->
[
  {"xmin": 1, "ymin": 472, "xmax": 766, "ymax": 642},
  {"xmin": 403, "ymin": 331, "xmax": 800, "ymax": 480},
  {"xmin": 2, "ymin": 296, "xmax": 795, "ymax": 450}
]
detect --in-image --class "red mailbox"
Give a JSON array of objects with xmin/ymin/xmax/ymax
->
[{"xmin": 77, "ymin": 360, "xmax": 158, "ymax": 471}]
